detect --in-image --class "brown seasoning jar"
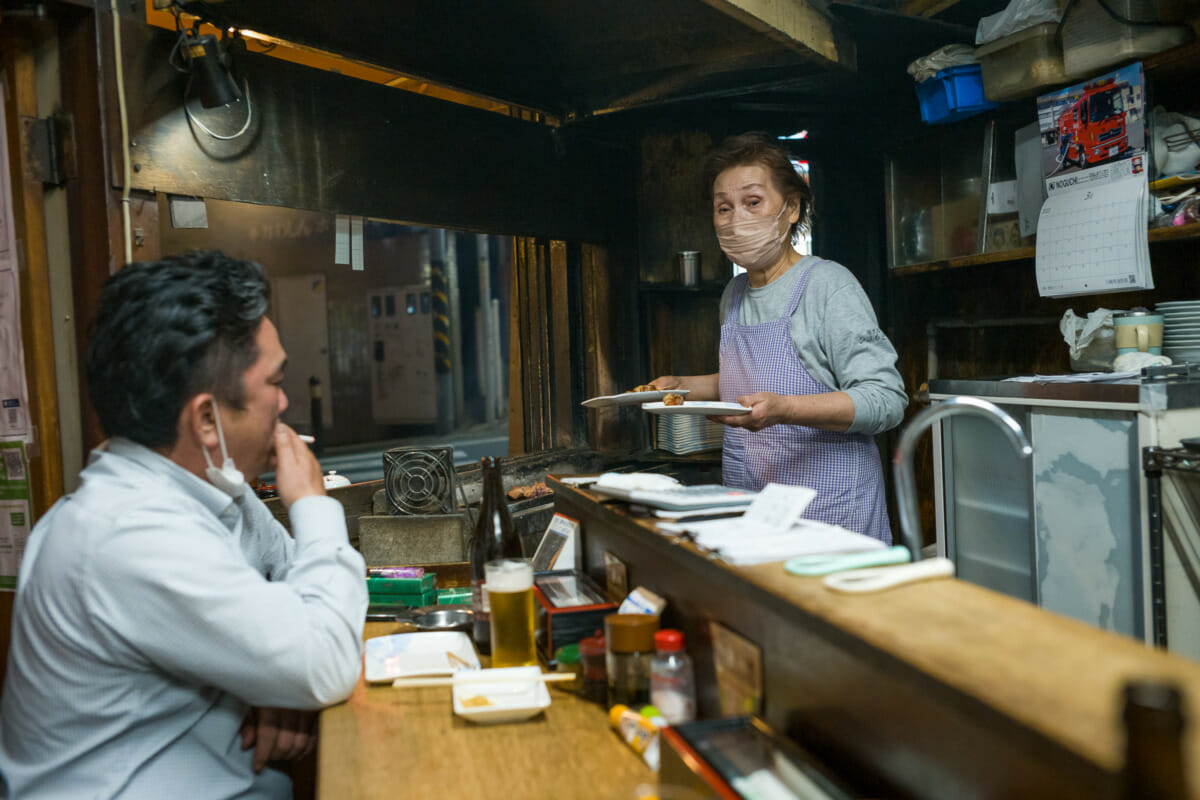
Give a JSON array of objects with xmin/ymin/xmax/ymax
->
[{"xmin": 604, "ymin": 613, "xmax": 659, "ymax": 708}]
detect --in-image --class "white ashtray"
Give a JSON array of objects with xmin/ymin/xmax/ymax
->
[{"xmin": 452, "ymin": 667, "xmax": 552, "ymax": 725}]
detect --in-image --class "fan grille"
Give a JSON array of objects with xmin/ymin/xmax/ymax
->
[{"xmin": 383, "ymin": 446, "xmax": 457, "ymax": 515}]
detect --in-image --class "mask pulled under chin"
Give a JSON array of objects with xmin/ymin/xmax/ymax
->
[
  {"xmin": 202, "ymin": 402, "xmax": 246, "ymax": 499},
  {"xmin": 715, "ymin": 202, "xmax": 792, "ymax": 271}
]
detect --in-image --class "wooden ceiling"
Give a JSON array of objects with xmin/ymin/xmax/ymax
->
[{"xmin": 174, "ymin": 0, "xmax": 1002, "ymax": 122}]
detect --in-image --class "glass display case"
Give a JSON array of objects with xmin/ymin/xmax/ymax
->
[{"xmin": 886, "ymin": 119, "xmax": 1032, "ymax": 268}]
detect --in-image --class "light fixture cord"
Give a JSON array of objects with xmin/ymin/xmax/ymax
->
[
  {"xmin": 110, "ymin": 0, "xmax": 132, "ymax": 265},
  {"xmin": 183, "ymin": 74, "xmax": 253, "ymax": 141}
]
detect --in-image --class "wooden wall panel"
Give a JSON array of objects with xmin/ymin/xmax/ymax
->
[
  {"xmin": 107, "ymin": 20, "xmax": 628, "ymax": 245},
  {"xmin": 548, "ymin": 241, "xmax": 573, "ymax": 449},
  {"xmin": 643, "ymin": 291, "xmax": 722, "ymax": 380},
  {"xmin": 507, "ymin": 241, "xmax": 526, "ymax": 456},
  {"xmin": 582, "ymin": 244, "xmax": 641, "ymax": 453},
  {"xmin": 637, "ymin": 131, "xmax": 724, "ymax": 286}
]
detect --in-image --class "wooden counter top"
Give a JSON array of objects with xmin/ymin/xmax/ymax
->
[
  {"xmin": 552, "ymin": 478, "xmax": 1200, "ymax": 798},
  {"xmin": 318, "ymin": 622, "xmax": 651, "ymax": 800}
]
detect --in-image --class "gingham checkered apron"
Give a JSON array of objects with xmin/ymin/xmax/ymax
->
[{"xmin": 719, "ymin": 261, "xmax": 892, "ymax": 543}]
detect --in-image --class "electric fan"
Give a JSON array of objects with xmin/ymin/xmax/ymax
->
[{"xmin": 382, "ymin": 446, "xmax": 457, "ymax": 515}]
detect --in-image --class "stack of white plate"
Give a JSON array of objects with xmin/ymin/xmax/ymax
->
[
  {"xmin": 656, "ymin": 414, "xmax": 723, "ymax": 455},
  {"xmin": 1157, "ymin": 301, "xmax": 1200, "ymax": 362}
]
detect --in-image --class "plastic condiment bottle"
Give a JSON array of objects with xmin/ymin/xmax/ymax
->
[
  {"xmin": 578, "ymin": 631, "xmax": 608, "ymax": 705},
  {"xmin": 650, "ymin": 629, "xmax": 696, "ymax": 724},
  {"xmin": 609, "ymin": 704, "xmax": 661, "ymax": 771}
]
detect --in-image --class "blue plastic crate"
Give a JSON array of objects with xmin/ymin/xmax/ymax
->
[{"xmin": 915, "ymin": 64, "xmax": 999, "ymax": 125}]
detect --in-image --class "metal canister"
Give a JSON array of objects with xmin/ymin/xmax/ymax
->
[{"xmin": 678, "ymin": 251, "xmax": 700, "ymax": 287}]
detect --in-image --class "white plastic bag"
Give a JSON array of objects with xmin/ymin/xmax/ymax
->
[
  {"xmin": 1061, "ymin": 308, "xmax": 1116, "ymax": 371},
  {"xmin": 906, "ymin": 45, "xmax": 978, "ymax": 83},
  {"xmin": 1151, "ymin": 106, "xmax": 1200, "ymax": 178},
  {"xmin": 976, "ymin": 0, "xmax": 1061, "ymax": 45}
]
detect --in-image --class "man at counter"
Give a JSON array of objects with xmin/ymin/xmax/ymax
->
[
  {"xmin": 652, "ymin": 133, "xmax": 905, "ymax": 543},
  {"xmin": 0, "ymin": 251, "xmax": 367, "ymax": 798}
]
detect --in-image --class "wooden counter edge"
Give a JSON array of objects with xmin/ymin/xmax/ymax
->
[{"xmin": 548, "ymin": 475, "xmax": 1200, "ymax": 785}]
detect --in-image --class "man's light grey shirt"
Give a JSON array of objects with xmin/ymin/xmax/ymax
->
[
  {"xmin": 0, "ymin": 439, "xmax": 367, "ymax": 799},
  {"xmin": 719, "ymin": 255, "xmax": 907, "ymax": 435}
]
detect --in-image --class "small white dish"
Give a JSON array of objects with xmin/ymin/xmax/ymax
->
[
  {"xmin": 452, "ymin": 667, "xmax": 552, "ymax": 724},
  {"xmin": 582, "ymin": 389, "xmax": 689, "ymax": 409},
  {"xmin": 642, "ymin": 401, "xmax": 751, "ymax": 416},
  {"xmin": 364, "ymin": 632, "xmax": 481, "ymax": 683}
]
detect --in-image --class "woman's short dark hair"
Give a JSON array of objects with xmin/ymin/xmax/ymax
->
[
  {"xmin": 701, "ymin": 132, "xmax": 813, "ymax": 243},
  {"xmin": 85, "ymin": 251, "xmax": 270, "ymax": 449}
]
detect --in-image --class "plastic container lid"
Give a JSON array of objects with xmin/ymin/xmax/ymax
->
[
  {"xmin": 605, "ymin": 613, "xmax": 659, "ymax": 653},
  {"xmin": 579, "ymin": 631, "xmax": 607, "ymax": 657},
  {"xmin": 555, "ymin": 643, "xmax": 580, "ymax": 664},
  {"xmin": 609, "ymin": 704, "xmax": 632, "ymax": 728},
  {"xmin": 654, "ymin": 629, "xmax": 685, "ymax": 651}
]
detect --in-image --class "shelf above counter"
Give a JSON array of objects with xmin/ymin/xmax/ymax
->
[{"xmin": 889, "ymin": 220, "xmax": 1200, "ymax": 277}]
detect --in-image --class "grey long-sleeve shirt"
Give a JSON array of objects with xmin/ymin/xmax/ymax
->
[
  {"xmin": 0, "ymin": 438, "xmax": 367, "ymax": 799},
  {"xmin": 719, "ymin": 255, "xmax": 908, "ymax": 435}
]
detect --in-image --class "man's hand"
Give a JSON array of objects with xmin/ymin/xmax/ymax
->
[
  {"xmin": 272, "ymin": 423, "xmax": 325, "ymax": 508},
  {"xmin": 240, "ymin": 707, "xmax": 318, "ymax": 773},
  {"xmin": 710, "ymin": 392, "xmax": 794, "ymax": 432}
]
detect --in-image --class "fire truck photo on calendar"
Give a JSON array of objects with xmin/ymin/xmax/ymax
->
[{"xmin": 1036, "ymin": 62, "xmax": 1145, "ymax": 186}]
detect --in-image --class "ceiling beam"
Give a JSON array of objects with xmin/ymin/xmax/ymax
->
[{"xmin": 700, "ymin": 0, "xmax": 856, "ymax": 72}]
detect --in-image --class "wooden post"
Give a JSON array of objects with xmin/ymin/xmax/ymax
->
[{"xmin": 2, "ymin": 23, "xmax": 65, "ymax": 518}]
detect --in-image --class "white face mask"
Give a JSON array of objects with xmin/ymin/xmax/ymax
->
[
  {"xmin": 202, "ymin": 402, "xmax": 246, "ymax": 498},
  {"xmin": 715, "ymin": 200, "xmax": 793, "ymax": 271}
]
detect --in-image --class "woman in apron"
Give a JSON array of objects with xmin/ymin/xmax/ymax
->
[{"xmin": 651, "ymin": 133, "xmax": 906, "ymax": 544}]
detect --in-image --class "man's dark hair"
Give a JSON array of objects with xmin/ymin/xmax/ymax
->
[
  {"xmin": 86, "ymin": 251, "xmax": 270, "ymax": 449},
  {"xmin": 701, "ymin": 131, "xmax": 813, "ymax": 243}
]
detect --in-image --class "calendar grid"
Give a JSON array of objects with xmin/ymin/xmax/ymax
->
[{"xmin": 1035, "ymin": 173, "xmax": 1151, "ymax": 297}]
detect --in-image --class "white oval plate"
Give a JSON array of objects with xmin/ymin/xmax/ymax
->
[
  {"xmin": 582, "ymin": 389, "xmax": 689, "ymax": 408},
  {"xmin": 364, "ymin": 632, "xmax": 480, "ymax": 683},
  {"xmin": 642, "ymin": 401, "xmax": 750, "ymax": 416}
]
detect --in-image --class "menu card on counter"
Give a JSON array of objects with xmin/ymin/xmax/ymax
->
[{"xmin": 1034, "ymin": 63, "xmax": 1152, "ymax": 298}]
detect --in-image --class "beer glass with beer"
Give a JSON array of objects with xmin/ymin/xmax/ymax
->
[{"xmin": 484, "ymin": 558, "xmax": 538, "ymax": 668}]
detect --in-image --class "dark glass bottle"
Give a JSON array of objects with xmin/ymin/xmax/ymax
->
[
  {"xmin": 1122, "ymin": 680, "xmax": 1189, "ymax": 800},
  {"xmin": 469, "ymin": 457, "xmax": 525, "ymax": 654}
]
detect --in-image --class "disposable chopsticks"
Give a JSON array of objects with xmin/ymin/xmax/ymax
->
[{"xmin": 391, "ymin": 672, "xmax": 576, "ymax": 689}]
